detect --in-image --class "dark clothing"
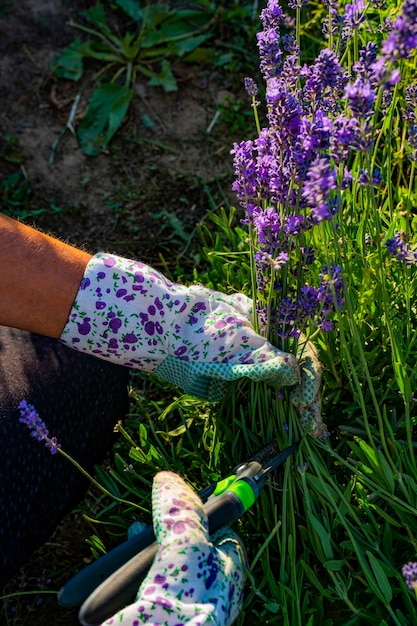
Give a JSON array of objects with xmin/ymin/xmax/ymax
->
[{"xmin": 0, "ymin": 326, "xmax": 129, "ymax": 586}]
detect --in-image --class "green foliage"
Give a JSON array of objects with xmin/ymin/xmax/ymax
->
[
  {"xmin": 52, "ymin": 1, "xmax": 214, "ymax": 155},
  {"xmin": 81, "ymin": 186, "xmax": 417, "ymax": 621},
  {"xmin": 0, "ymin": 171, "xmax": 64, "ymax": 221}
]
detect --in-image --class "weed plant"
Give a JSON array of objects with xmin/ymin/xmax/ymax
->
[{"xmin": 51, "ymin": 0, "xmax": 261, "ymax": 156}]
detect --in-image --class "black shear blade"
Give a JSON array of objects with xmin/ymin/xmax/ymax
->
[{"xmin": 259, "ymin": 440, "xmax": 299, "ymax": 477}]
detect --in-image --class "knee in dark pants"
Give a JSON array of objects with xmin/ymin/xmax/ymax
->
[{"xmin": 0, "ymin": 326, "xmax": 129, "ymax": 586}]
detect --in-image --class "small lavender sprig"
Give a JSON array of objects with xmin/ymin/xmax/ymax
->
[
  {"xmin": 18, "ymin": 400, "xmax": 61, "ymax": 454},
  {"xmin": 18, "ymin": 400, "xmax": 144, "ymax": 511}
]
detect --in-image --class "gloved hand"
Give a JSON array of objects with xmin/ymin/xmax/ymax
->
[
  {"xmin": 60, "ymin": 254, "xmax": 300, "ymax": 402},
  {"xmin": 290, "ymin": 339, "xmax": 326, "ymax": 438},
  {"xmin": 101, "ymin": 471, "xmax": 245, "ymax": 626},
  {"xmin": 60, "ymin": 254, "xmax": 324, "ymax": 434}
]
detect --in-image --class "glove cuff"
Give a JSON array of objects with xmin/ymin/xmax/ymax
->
[{"xmin": 59, "ymin": 253, "xmax": 187, "ymax": 369}]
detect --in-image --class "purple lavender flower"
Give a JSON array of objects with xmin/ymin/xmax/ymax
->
[
  {"xmin": 353, "ymin": 42, "xmax": 379, "ymax": 84},
  {"xmin": 343, "ymin": 79, "xmax": 376, "ymax": 150},
  {"xmin": 405, "ymin": 85, "xmax": 417, "ymax": 160},
  {"xmin": 244, "ymin": 77, "xmax": 258, "ymax": 97},
  {"xmin": 317, "ymin": 265, "xmax": 345, "ymax": 329},
  {"xmin": 282, "ymin": 34, "xmax": 298, "ymax": 54},
  {"xmin": 284, "ymin": 214, "xmax": 309, "ymax": 237},
  {"xmin": 273, "ymin": 267, "xmax": 344, "ymax": 339},
  {"xmin": 357, "ymin": 167, "xmax": 383, "ymax": 186},
  {"xmin": 407, "ymin": 125, "xmax": 417, "ymax": 161},
  {"xmin": 322, "ymin": 0, "xmax": 341, "ymax": 40},
  {"xmin": 294, "ymin": 111, "xmax": 332, "ymax": 179},
  {"xmin": 288, "ymin": 0, "xmax": 309, "ymax": 9},
  {"xmin": 405, "ymin": 84, "xmax": 417, "ymax": 121},
  {"xmin": 402, "ymin": 561, "xmax": 417, "ymax": 591},
  {"xmin": 302, "ymin": 156, "xmax": 337, "ymax": 223},
  {"xmin": 18, "ymin": 400, "xmax": 61, "ymax": 454},
  {"xmin": 381, "ymin": 0, "xmax": 417, "ymax": 60},
  {"xmin": 330, "ymin": 115, "xmax": 361, "ymax": 163},
  {"xmin": 344, "ymin": 0, "xmax": 366, "ymax": 29},
  {"xmin": 266, "ymin": 79, "xmax": 302, "ymax": 140},
  {"xmin": 345, "ymin": 79, "xmax": 376, "ymax": 119},
  {"xmin": 301, "ymin": 49, "xmax": 348, "ymax": 114},
  {"xmin": 386, "ymin": 231, "xmax": 417, "ymax": 265},
  {"xmin": 253, "ymin": 206, "xmax": 281, "ymax": 246},
  {"xmin": 257, "ymin": 0, "xmax": 285, "ymax": 80},
  {"xmin": 230, "ymin": 140, "xmax": 257, "ymax": 211}
]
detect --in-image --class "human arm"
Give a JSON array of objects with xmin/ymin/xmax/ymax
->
[
  {"xmin": 0, "ymin": 213, "xmax": 91, "ymax": 338},
  {"xmin": 0, "ymin": 215, "xmax": 322, "ymax": 425}
]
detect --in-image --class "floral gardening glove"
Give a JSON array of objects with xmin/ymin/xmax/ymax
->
[
  {"xmin": 289, "ymin": 339, "xmax": 326, "ymax": 438},
  {"xmin": 101, "ymin": 471, "xmax": 245, "ymax": 626},
  {"xmin": 60, "ymin": 254, "xmax": 300, "ymax": 402}
]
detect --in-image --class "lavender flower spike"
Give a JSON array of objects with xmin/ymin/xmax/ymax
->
[
  {"xmin": 402, "ymin": 561, "xmax": 417, "ymax": 591},
  {"xmin": 18, "ymin": 400, "xmax": 61, "ymax": 454},
  {"xmin": 386, "ymin": 231, "xmax": 417, "ymax": 265}
]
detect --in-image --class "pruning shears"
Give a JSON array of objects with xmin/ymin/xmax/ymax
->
[{"xmin": 58, "ymin": 439, "xmax": 299, "ymax": 626}]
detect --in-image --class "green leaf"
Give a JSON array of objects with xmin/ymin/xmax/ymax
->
[
  {"xmin": 366, "ymin": 551, "xmax": 393, "ymax": 604},
  {"xmin": 141, "ymin": 9, "xmax": 212, "ymax": 48},
  {"xmin": 94, "ymin": 465, "xmax": 121, "ymax": 497},
  {"xmin": 78, "ymin": 83, "xmax": 132, "ymax": 156},
  {"xmin": 77, "ymin": 39, "xmax": 122, "ymax": 63},
  {"xmin": 51, "ymin": 38, "xmax": 85, "ymax": 80},
  {"xmin": 86, "ymin": 534, "xmax": 107, "ymax": 558},
  {"xmin": 114, "ymin": 0, "xmax": 144, "ymax": 21},
  {"xmin": 148, "ymin": 59, "xmax": 177, "ymax": 92},
  {"xmin": 323, "ymin": 559, "xmax": 345, "ymax": 571},
  {"xmin": 309, "ymin": 515, "xmax": 334, "ymax": 561},
  {"xmin": 171, "ymin": 33, "xmax": 212, "ymax": 57},
  {"xmin": 299, "ymin": 560, "xmax": 338, "ymax": 599},
  {"xmin": 83, "ymin": 3, "xmax": 111, "ymax": 35},
  {"xmin": 350, "ymin": 438, "xmax": 395, "ymax": 493},
  {"xmin": 264, "ymin": 601, "xmax": 280, "ymax": 613},
  {"xmin": 184, "ymin": 46, "xmax": 214, "ymax": 64}
]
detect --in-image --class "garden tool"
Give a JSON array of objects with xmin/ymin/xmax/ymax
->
[{"xmin": 58, "ymin": 439, "xmax": 299, "ymax": 625}]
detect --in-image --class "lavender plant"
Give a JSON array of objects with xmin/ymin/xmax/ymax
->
[{"xmin": 194, "ymin": 0, "xmax": 417, "ymax": 623}]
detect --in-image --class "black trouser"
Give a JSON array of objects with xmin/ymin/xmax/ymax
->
[{"xmin": 0, "ymin": 326, "xmax": 129, "ymax": 587}]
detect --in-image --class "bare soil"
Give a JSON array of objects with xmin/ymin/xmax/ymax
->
[{"xmin": 0, "ymin": 0, "xmax": 245, "ymax": 266}]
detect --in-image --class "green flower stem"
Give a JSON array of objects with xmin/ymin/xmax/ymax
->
[
  {"xmin": 321, "ymin": 219, "xmax": 382, "ymax": 451},
  {"xmin": 407, "ymin": 161, "xmax": 416, "ymax": 212},
  {"xmin": 251, "ymin": 95, "xmax": 261, "ymax": 136},
  {"xmin": 56, "ymin": 447, "xmax": 142, "ymax": 511},
  {"xmin": 324, "ymin": 443, "xmax": 417, "ymax": 518},
  {"xmin": 0, "ymin": 590, "xmax": 58, "ymax": 601}
]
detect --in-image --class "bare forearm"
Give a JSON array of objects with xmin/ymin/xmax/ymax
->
[{"xmin": 0, "ymin": 214, "xmax": 91, "ymax": 338}]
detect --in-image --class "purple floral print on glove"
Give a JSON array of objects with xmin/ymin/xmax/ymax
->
[
  {"xmin": 60, "ymin": 254, "xmax": 301, "ymax": 402},
  {"xmin": 101, "ymin": 472, "xmax": 245, "ymax": 626}
]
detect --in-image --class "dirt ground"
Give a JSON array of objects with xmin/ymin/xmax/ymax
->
[
  {"xmin": 0, "ymin": 0, "xmax": 248, "ymax": 265},
  {"xmin": 0, "ymin": 0, "xmax": 256, "ymax": 623}
]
